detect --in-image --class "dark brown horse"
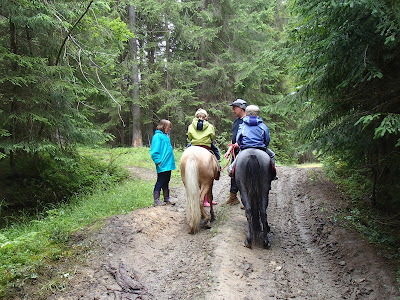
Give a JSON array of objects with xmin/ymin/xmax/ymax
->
[{"xmin": 180, "ymin": 146, "xmax": 220, "ymax": 234}]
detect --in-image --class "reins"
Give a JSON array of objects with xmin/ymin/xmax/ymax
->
[
  {"xmin": 221, "ymin": 156, "xmax": 230, "ymax": 171},
  {"xmin": 220, "ymin": 143, "xmax": 237, "ymax": 171}
]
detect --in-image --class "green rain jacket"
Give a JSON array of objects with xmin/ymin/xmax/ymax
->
[{"xmin": 187, "ymin": 118, "xmax": 215, "ymax": 147}]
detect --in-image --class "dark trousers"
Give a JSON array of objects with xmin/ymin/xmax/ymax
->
[
  {"xmin": 230, "ymin": 151, "xmax": 239, "ymax": 193},
  {"xmin": 154, "ymin": 171, "xmax": 171, "ymax": 192},
  {"xmin": 230, "ymin": 177, "xmax": 239, "ymax": 194},
  {"xmin": 210, "ymin": 143, "xmax": 221, "ymax": 161}
]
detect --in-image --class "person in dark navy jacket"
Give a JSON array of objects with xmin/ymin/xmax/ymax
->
[{"xmin": 223, "ymin": 99, "xmax": 247, "ymax": 205}]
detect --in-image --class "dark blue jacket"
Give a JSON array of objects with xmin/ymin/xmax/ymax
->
[{"xmin": 236, "ymin": 116, "xmax": 270, "ymax": 150}]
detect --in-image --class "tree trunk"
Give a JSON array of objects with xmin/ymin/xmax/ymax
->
[
  {"xmin": 128, "ymin": 5, "xmax": 143, "ymax": 147},
  {"xmin": 164, "ymin": 17, "xmax": 171, "ymax": 118},
  {"xmin": 9, "ymin": 18, "xmax": 17, "ymax": 175},
  {"xmin": 200, "ymin": 0, "xmax": 207, "ymax": 101}
]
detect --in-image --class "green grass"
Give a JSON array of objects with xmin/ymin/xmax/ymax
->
[
  {"xmin": 296, "ymin": 163, "xmax": 323, "ymax": 168},
  {"xmin": 78, "ymin": 146, "xmax": 183, "ymax": 179},
  {"xmin": 78, "ymin": 146, "xmax": 156, "ymax": 169},
  {"xmin": 0, "ymin": 146, "xmax": 183, "ymax": 297},
  {"xmin": 0, "ymin": 179, "xmax": 154, "ymax": 297}
]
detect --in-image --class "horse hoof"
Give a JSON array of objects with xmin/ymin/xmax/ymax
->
[
  {"xmin": 263, "ymin": 241, "xmax": 271, "ymax": 249},
  {"xmin": 244, "ymin": 240, "xmax": 252, "ymax": 248}
]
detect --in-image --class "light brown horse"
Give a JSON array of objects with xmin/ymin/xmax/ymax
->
[{"xmin": 180, "ymin": 146, "xmax": 220, "ymax": 234}]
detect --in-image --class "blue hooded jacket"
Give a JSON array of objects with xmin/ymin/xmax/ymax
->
[
  {"xmin": 236, "ymin": 116, "xmax": 270, "ymax": 150},
  {"xmin": 150, "ymin": 130, "xmax": 176, "ymax": 173}
]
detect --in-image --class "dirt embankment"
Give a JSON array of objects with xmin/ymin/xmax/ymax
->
[{"xmin": 48, "ymin": 166, "xmax": 399, "ymax": 300}]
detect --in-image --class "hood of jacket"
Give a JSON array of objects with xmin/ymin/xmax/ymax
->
[
  {"xmin": 191, "ymin": 118, "xmax": 210, "ymax": 131},
  {"xmin": 242, "ymin": 116, "xmax": 263, "ymax": 126}
]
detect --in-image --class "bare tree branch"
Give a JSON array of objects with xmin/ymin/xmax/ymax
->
[{"xmin": 55, "ymin": 0, "xmax": 94, "ymax": 66}]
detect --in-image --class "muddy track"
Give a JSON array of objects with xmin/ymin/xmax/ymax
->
[{"xmin": 49, "ymin": 166, "xmax": 399, "ymax": 300}]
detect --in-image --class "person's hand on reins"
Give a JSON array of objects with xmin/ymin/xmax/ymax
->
[{"xmin": 224, "ymin": 143, "xmax": 239, "ymax": 160}]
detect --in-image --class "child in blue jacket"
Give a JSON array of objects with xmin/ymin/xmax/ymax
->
[
  {"xmin": 229, "ymin": 105, "xmax": 276, "ymax": 178},
  {"xmin": 150, "ymin": 119, "xmax": 176, "ymax": 206}
]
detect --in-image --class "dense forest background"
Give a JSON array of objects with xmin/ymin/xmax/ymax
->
[{"xmin": 0, "ymin": 0, "xmax": 399, "ymax": 218}]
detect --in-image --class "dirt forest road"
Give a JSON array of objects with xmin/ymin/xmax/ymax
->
[{"xmin": 52, "ymin": 166, "xmax": 399, "ymax": 300}]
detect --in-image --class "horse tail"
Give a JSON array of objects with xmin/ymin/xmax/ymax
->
[
  {"xmin": 185, "ymin": 156, "xmax": 201, "ymax": 233},
  {"xmin": 245, "ymin": 154, "xmax": 263, "ymax": 239}
]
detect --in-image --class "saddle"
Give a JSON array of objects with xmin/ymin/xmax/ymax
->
[
  {"xmin": 193, "ymin": 145, "xmax": 217, "ymax": 158},
  {"xmin": 232, "ymin": 160, "xmax": 276, "ymax": 181},
  {"xmin": 193, "ymin": 145, "xmax": 220, "ymax": 180}
]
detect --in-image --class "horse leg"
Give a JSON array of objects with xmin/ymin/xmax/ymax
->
[
  {"xmin": 244, "ymin": 210, "xmax": 253, "ymax": 248},
  {"xmin": 199, "ymin": 189, "xmax": 211, "ymax": 228},
  {"xmin": 241, "ymin": 192, "xmax": 253, "ymax": 248},
  {"xmin": 260, "ymin": 194, "xmax": 271, "ymax": 249},
  {"xmin": 208, "ymin": 190, "xmax": 215, "ymax": 222}
]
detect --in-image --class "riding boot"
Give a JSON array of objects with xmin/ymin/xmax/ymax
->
[
  {"xmin": 204, "ymin": 195, "xmax": 210, "ymax": 207},
  {"xmin": 224, "ymin": 192, "xmax": 240, "ymax": 205},
  {"xmin": 153, "ymin": 190, "xmax": 165, "ymax": 206},
  {"xmin": 204, "ymin": 195, "xmax": 217, "ymax": 207},
  {"xmin": 163, "ymin": 189, "xmax": 175, "ymax": 205}
]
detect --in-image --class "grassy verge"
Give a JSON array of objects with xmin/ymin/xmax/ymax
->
[
  {"xmin": 322, "ymin": 158, "xmax": 400, "ymax": 292},
  {"xmin": 78, "ymin": 146, "xmax": 157, "ymax": 169},
  {"xmin": 0, "ymin": 146, "xmax": 182, "ymax": 297},
  {"xmin": 323, "ymin": 162, "xmax": 400, "ymax": 251}
]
